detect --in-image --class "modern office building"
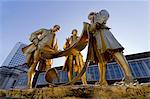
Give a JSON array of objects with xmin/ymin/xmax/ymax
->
[
  {"xmin": 0, "ymin": 64, "xmax": 28, "ymax": 89},
  {"xmin": 0, "ymin": 42, "xmax": 27, "ymax": 89},
  {"xmin": 0, "ymin": 42, "xmax": 150, "ymax": 89},
  {"xmin": 1, "ymin": 42, "xmax": 26, "ymax": 67}
]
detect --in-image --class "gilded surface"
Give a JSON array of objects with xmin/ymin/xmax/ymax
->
[
  {"xmin": 23, "ymin": 10, "xmax": 134, "ymax": 88},
  {"xmin": 44, "ymin": 10, "xmax": 134, "ymax": 86},
  {"xmin": 62, "ymin": 29, "xmax": 87, "ymax": 85},
  {"xmin": 22, "ymin": 25, "xmax": 60, "ymax": 88},
  {"xmin": 87, "ymin": 10, "xmax": 133, "ymax": 86}
]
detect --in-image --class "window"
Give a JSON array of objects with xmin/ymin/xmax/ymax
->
[
  {"xmin": 106, "ymin": 67, "xmax": 110, "ymax": 80},
  {"xmin": 89, "ymin": 67, "xmax": 94, "ymax": 80},
  {"xmin": 87, "ymin": 67, "xmax": 94, "ymax": 81},
  {"xmin": 58, "ymin": 71, "xmax": 63, "ymax": 83},
  {"xmin": 137, "ymin": 61, "xmax": 148, "ymax": 77},
  {"xmin": 17, "ymin": 75, "xmax": 27, "ymax": 86},
  {"xmin": 37, "ymin": 73, "xmax": 46, "ymax": 84},
  {"xmin": 113, "ymin": 64, "xmax": 121, "ymax": 79},
  {"xmin": 108, "ymin": 64, "xmax": 116, "ymax": 79},
  {"xmin": 94, "ymin": 66, "xmax": 99, "ymax": 80},
  {"xmin": 129, "ymin": 62, "xmax": 141, "ymax": 78},
  {"xmin": 144, "ymin": 59, "xmax": 150, "ymax": 70},
  {"xmin": 63, "ymin": 72, "xmax": 68, "ymax": 82}
]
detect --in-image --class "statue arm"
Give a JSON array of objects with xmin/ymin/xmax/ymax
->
[
  {"xmin": 29, "ymin": 28, "xmax": 45, "ymax": 45},
  {"xmin": 63, "ymin": 37, "xmax": 71, "ymax": 50},
  {"xmin": 29, "ymin": 29, "xmax": 44, "ymax": 41},
  {"xmin": 38, "ymin": 29, "xmax": 48, "ymax": 41},
  {"xmin": 89, "ymin": 22, "xmax": 107, "ymax": 33},
  {"xmin": 53, "ymin": 40, "xmax": 58, "ymax": 51},
  {"xmin": 89, "ymin": 23, "xmax": 97, "ymax": 33},
  {"xmin": 63, "ymin": 44, "xmax": 67, "ymax": 50}
]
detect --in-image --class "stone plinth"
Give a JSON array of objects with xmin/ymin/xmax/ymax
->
[{"xmin": 0, "ymin": 83, "xmax": 150, "ymax": 99}]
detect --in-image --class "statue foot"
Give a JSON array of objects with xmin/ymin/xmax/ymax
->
[
  {"xmin": 28, "ymin": 84, "xmax": 32, "ymax": 89},
  {"xmin": 49, "ymin": 84, "xmax": 54, "ymax": 87},
  {"xmin": 95, "ymin": 81, "xmax": 108, "ymax": 86},
  {"xmin": 27, "ymin": 82, "xmax": 32, "ymax": 89},
  {"xmin": 82, "ymin": 83, "xmax": 87, "ymax": 86},
  {"xmin": 81, "ymin": 80, "xmax": 87, "ymax": 85},
  {"xmin": 123, "ymin": 76, "xmax": 134, "ymax": 84},
  {"xmin": 113, "ymin": 76, "xmax": 135, "ymax": 86}
]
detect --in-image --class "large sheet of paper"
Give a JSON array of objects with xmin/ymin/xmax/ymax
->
[{"xmin": 41, "ymin": 22, "xmax": 89, "ymax": 59}]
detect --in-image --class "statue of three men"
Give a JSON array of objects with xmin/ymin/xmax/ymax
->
[{"xmin": 23, "ymin": 9, "xmax": 134, "ymax": 88}]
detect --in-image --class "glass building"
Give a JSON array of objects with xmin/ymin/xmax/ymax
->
[
  {"xmin": 1, "ymin": 42, "xmax": 26, "ymax": 67},
  {"xmin": 0, "ymin": 42, "xmax": 27, "ymax": 89}
]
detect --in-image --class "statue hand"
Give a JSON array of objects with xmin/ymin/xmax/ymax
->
[
  {"xmin": 95, "ymin": 22, "xmax": 101, "ymax": 29},
  {"xmin": 58, "ymin": 49, "xmax": 62, "ymax": 51},
  {"xmin": 55, "ymin": 49, "xmax": 62, "ymax": 53},
  {"xmin": 33, "ymin": 38, "xmax": 39, "ymax": 46}
]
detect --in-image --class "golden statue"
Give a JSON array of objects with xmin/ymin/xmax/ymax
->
[
  {"xmin": 87, "ymin": 10, "xmax": 134, "ymax": 86},
  {"xmin": 62, "ymin": 29, "xmax": 87, "ymax": 85},
  {"xmin": 44, "ymin": 13, "xmax": 134, "ymax": 86},
  {"xmin": 22, "ymin": 25, "xmax": 60, "ymax": 88},
  {"xmin": 22, "ymin": 9, "xmax": 134, "ymax": 87}
]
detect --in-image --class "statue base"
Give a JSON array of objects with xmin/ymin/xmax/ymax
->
[{"xmin": 0, "ymin": 83, "xmax": 150, "ymax": 98}]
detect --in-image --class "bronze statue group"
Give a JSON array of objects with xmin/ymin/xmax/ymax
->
[{"xmin": 22, "ymin": 9, "xmax": 134, "ymax": 88}]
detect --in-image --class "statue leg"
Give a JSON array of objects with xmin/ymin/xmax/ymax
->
[
  {"xmin": 98, "ymin": 62, "xmax": 108, "ymax": 86},
  {"xmin": 94, "ymin": 49, "xmax": 108, "ymax": 86},
  {"xmin": 113, "ymin": 52, "xmax": 134, "ymax": 83},
  {"xmin": 26, "ymin": 54, "xmax": 31, "ymax": 64},
  {"xmin": 45, "ymin": 59, "xmax": 52, "ymax": 71},
  {"xmin": 27, "ymin": 49, "xmax": 40, "ymax": 88},
  {"xmin": 68, "ymin": 55, "xmax": 73, "ymax": 82},
  {"xmin": 76, "ymin": 55, "xmax": 87, "ymax": 85}
]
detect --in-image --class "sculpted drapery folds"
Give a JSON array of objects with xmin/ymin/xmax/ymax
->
[
  {"xmin": 22, "ymin": 25, "xmax": 60, "ymax": 88},
  {"xmin": 62, "ymin": 29, "xmax": 87, "ymax": 85}
]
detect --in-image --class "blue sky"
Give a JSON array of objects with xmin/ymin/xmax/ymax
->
[{"xmin": 0, "ymin": 0, "xmax": 150, "ymax": 67}]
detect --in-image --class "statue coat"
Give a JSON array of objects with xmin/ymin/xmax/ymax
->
[
  {"xmin": 87, "ymin": 23, "xmax": 124, "ymax": 63},
  {"xmin": 22, "ymin": 28, "xmax": 57, "ymax": 71}
]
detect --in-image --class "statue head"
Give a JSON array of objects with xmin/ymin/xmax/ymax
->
[
  {"xmin": 88, "ymin": 10, "xmax": 109, "ymax": 24},
  {"xmin": 88, "ymin": 12, "xmax": 96, "ymax": 23},
  {"xmin": 71, "ymin": 29, "xmax": 78, "ymax": 36},
  {"xmin": 53, "ymin": 25, "xmax": 60, "ymax": 32},
  {"xmin": 94, "ymin": 9, "xmax": 109, "ymax": 24},
  {"xmin": 65, "ymin": 37, "xmax": 71, "ymax": 48}
]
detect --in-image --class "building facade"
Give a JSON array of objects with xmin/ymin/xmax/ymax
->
[
  {"xmin": 0, "ymin": 64, "xmax": 28, "ymax": 89},
  {"xmin": 1, "ymin": 42, "xmax": 26, "ymax": 67},
  {"xmin": 0, "ymin": 42, "xmax": 27, "ymax": 89}
]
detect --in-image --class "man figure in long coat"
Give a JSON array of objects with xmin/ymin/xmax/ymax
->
[
  {"xmin": 62, "ymin": 29, "xmax": 87, "ymax": 85},
  {"xmin": 87, "ymin": 10, "xmax": 134, "ymax": 86},
  {"xmin": 22, "ymin": 25, "xmax": 60, "ymax": 88}
]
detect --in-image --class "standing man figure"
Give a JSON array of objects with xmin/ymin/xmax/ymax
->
[
  {"xmin": 63, "ymin": 29, "xmax": 87, "ymax": 85},
  {"xmin": 22, "ymin": 25, "xmax": 60, "ymax": 88},
  {"xmin": 87, "ymin": 10, "xmax": 134, "ymax": 86}
]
